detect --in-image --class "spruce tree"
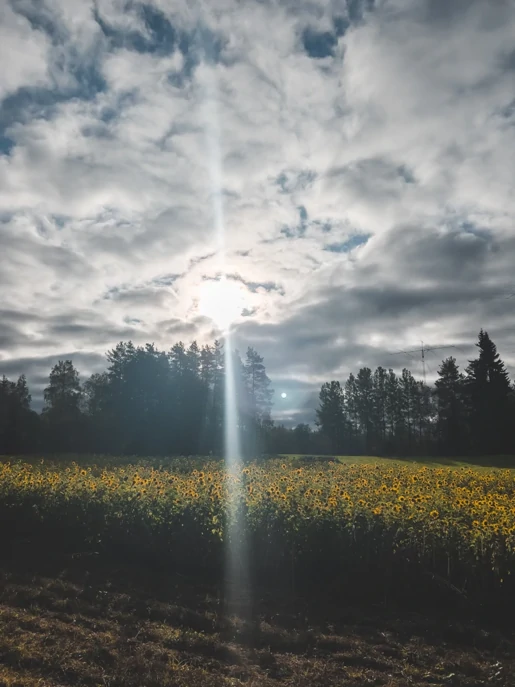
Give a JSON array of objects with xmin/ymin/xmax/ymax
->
[
  {"xmin": 434, "ymin": 357, "xmax": 467, "ymax": 455},
  {"xmin": 316, "ymin": 381, "xmax": 345, "ymax": 454},
  {"xmin": 465, "ymin": 330, "xmax": 511, "ymax": 454}
]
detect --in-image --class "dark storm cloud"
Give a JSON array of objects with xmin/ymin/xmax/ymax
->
[{"xmin": 365, "ymin": 225, "xmax": 497, "ymax": 284}]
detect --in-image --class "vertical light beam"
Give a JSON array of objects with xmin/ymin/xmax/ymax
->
[
  {"xmin": 224, "ymin": 344, "xmax": 250, "ymax": 619},
  {"xmin": 202, "ymin": 58, "xmax": 250, "ymax": 621}
]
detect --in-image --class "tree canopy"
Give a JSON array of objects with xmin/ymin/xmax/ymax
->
[{"xmin": 0, "ymin": 330, "xmax": 513, "ymax": 457}]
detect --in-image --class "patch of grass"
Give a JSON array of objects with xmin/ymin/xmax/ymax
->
[
  {"xmin": 282, "ymin": 454, "xmax": 515, "ymax": 469},
  {"xmin": 0, "ymin": 560, "xmax": 513, "ymax": 686}
]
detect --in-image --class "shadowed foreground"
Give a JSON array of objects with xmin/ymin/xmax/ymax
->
[{"xmin": 0, "ymin": 559, "xmax": 513, "ymax": 687}]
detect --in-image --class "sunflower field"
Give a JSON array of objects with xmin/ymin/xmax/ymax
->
[{"xmin": 1, "ymin": 457, "xmax": 515, "ymax": 604}]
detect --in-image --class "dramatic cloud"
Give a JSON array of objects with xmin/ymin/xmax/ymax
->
[{"xmin": 1, "ymin": 0, "xmax": 515, "ymax": 422}]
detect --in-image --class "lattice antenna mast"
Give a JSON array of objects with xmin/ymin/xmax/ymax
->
[{"xmin": 389, "ymin": 343, "xmax": 463, "ymax": 383}]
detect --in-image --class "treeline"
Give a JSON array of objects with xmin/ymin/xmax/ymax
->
[
  {"xmin": 314, "ymin": 330, "xmax": 514, "ymax": 456},
  {"xmin": 0, "ymin": 329, "xmax": 513, "ymax": 457},
  {"xmin": 0, "ymin": 341, "xmax": 273, "ymax": 456}
]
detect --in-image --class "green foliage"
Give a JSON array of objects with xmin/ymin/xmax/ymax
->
[{"xmin": 1, "ymin": 457, "xmax": 515, "ymax": 603}]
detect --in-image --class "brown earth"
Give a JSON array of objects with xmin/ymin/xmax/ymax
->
[{"xmin": 0, "ymin": 558, "xmax": 513, "ymax": 687}]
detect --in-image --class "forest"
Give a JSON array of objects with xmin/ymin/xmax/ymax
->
[{"xmin": 0, "ymin": 329, "xmax": 513, "ymax": 457}]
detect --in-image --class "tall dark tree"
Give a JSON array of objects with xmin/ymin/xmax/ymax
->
[
  {"xmin": 344, "ymin": 373, "xmax": 359, "ymax": 450},
  {"xmin": 0, "ymin": 374, "xmax": 36, "ymax": 453},
  {"xmin": 434, "ymin": 357, "xmax": 468, "ymax": 455},
  {"xmin": 384, "ymin": 369, "xmax": 402, "ymax": 453},
  {"xmin": 244, "ymin": 347, "xmax": 274, "ymax": 421},
  {"xmin": 413, "ymin": 380, "xmax": 433, "ymax": 451},
  {"xmin": 244, "ymin": 347, "xmax": 274, "ymax": 454},
  {"xmin": 354, "ymin": 367, "xmax": 376, "ymax": 453},
  {"xmin": 373, "ymin": 366, "xmax": 388, "ymax": 449},
  {"xmin": 169, "ymin": 341, "xmax": 205, "ymax": 454},
  {"xmin": 43, "ymin": 361, "xmax": 83, "ymax": 451},
  {"xmin": 43, "ymin": 361, "xmax": 82, "ymax": 418},
  {"xmin": 292, "ymin": 423, "xmax": 312, "ymax": 454},
  {"xmin": 399, "ymin": 368, "xmax": 418, "ymax": 452},
  {"xmin": 316, "ymin": 381, "xmax": 345, "ymax": 454},
  {"xmin": 209, "ymin": 340, "xmax": 225, "ymax": 454},
  {"xmin": 465, "ymin": 330, "xmax": 512, "ymax": 454}
]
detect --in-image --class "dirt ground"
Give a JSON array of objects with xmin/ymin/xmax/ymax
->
[{"xmin": 0, "ymin": 558, "xmax": 513, "ymax": 687}]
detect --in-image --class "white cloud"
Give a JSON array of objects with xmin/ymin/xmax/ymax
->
[
  {"xmin": 0, "ymin": 3, "xmax": 50, "ymax": 100},
  {"xmin": 1, "ymin": 0, "xmax": 515, "ymax": 422}
]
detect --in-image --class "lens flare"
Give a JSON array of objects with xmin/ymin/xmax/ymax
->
[
  {"xmin": 201, "ymin": 59, "xmax": 250, "ymax": 621},
  {"xmin": 198, "ymin": 277, "xmax": 247, "ymax": 331}
]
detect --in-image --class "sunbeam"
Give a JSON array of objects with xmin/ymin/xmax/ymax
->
[{"xmin": 202, "ymin": 60, "xmax": 251, "ymax": 622}]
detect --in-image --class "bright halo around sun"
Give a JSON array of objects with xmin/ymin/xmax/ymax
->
[{"xmin": 198, "ymin": 277, "xmax": 248, "ymax": 330}]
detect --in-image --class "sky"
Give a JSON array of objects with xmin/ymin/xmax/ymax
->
[{"xmin": 1, "ymin": 0, "xmax": 515, "ymax": 425}]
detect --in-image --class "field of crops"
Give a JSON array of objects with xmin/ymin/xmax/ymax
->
[{"xmin": 1, "ymin": 456, "xmax": 515, "ymax": 604}]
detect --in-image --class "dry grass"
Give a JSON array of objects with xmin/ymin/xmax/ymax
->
[{"xmin": 0, "ymin": 558, "xmax": 513, "ymax": 686}]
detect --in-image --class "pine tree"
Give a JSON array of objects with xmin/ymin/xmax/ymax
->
[
  {"xmin": 465, "ymin": 330, "xmax": 512, "ymax": 454},
  {"xmin": 316, "ymin": 381, "xmax": 345, "ymax": 454},
  {"xmin": 344, "ymin": 373, "xmax": 359, "ymax": 451},
  {"xmin": 413, "ymin": 380, "xmax": 433, "ymax": 452},
  {"xmin": 354, "ymin": 367, "xmax": 375, "ymax": 454},
  {"xmin": 385, "ymin": 369, "xmax": 402, "ymax": 453},
  {"xmin": 43, "ymin": 361, "xmax": 83, "ymax": 452},
  {"xmin": 244, "ymin": 347, "xmax": 274, "ymax": 455},
  {"xmin": 434, "ymin": 357, "xmax": 467, "ymax": 455},
  {"xmin": 0, "ymin": 375, "xmax": 36, "ymax": 453},
  {"xmin": 209, "ymin": 340, "xmax": 225, "ymax": 454},
  {"xmin": 399, "ymin": 369, "xmax": 418, "ymax": 453},
  {"xmin": 43, "ymin": 361, "xmax": 82, "ymax": 418},
  {"xmin": 373, "ymin": 366, "xmax": 388, "ymax": 450}
]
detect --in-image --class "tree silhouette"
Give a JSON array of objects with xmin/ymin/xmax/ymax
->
[
  {"xmin": 465, "ymin": 330, "xmax": 512, "ymax": 454},
  {"xmin": 1, "ymin": 328, "xmax": 513, "ymax": 458},
  {"xmin": 316, "ymin": 381, "xmax": 346, "ymax": 453},
  {"xmin": 0, "ymin": 374, "xmax": 37, "ymax": 453},
  {"xmin": 43, "ymin": 360, "xmax": 83, "ymax": 451},
  {"xmin": 434, "ymin": 357, "xmax": 468, "ymax": 455},
  {"xmin": 244, "ymin": 347, "xmax": 274, "ymax": 454}
]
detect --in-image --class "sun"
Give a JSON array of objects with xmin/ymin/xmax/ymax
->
[{"xmin": 198, "ymin": 277, "xmax": 248, "ymax": 330}]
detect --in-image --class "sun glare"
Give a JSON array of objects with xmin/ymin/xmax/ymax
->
[{"xmin": 198, "ymin": 277, "xmax": 248, "ymax": 330}]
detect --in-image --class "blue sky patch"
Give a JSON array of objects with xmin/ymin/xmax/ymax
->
[
  {"xmin": 333, "ymin": 16, "xmax": 350, "ymax": 37},
  {"xmin": 10, "ymin": 0, "xmax": 65, "ymax": 43},
  {"xmin": 324, "ymin": 233, "xmax": 371, "ymax": 253},
  {"xmin": 281, "ymin": 206, "xmax": 308, "ymax": 238},
  {"xmin": 0, "ymin": 134, "xmax": 14, "ymax": 156},
  {"xmin": 276, "ymin": 169, "xmax": 317, "ymax": 193},
  {"xmin": 302, "ymin": 28, "xmax": 338, "ymax": 59},
  {"xmin": 348, "ymin": 0, "xmax": 376, "ymax": 24},
  {"xmin": 94, "ymin": 3, "xmax": 177, "ymax": 56}
]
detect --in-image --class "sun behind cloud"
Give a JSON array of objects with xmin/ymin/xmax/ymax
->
[{"xmin": 198, "ymin": 277, "xmax": 249, "ymax": 330}]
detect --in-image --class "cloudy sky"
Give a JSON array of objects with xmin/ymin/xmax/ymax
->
[{"xmin": 1, "ymin": 0, "xmax": 515, "ymax": 424}]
